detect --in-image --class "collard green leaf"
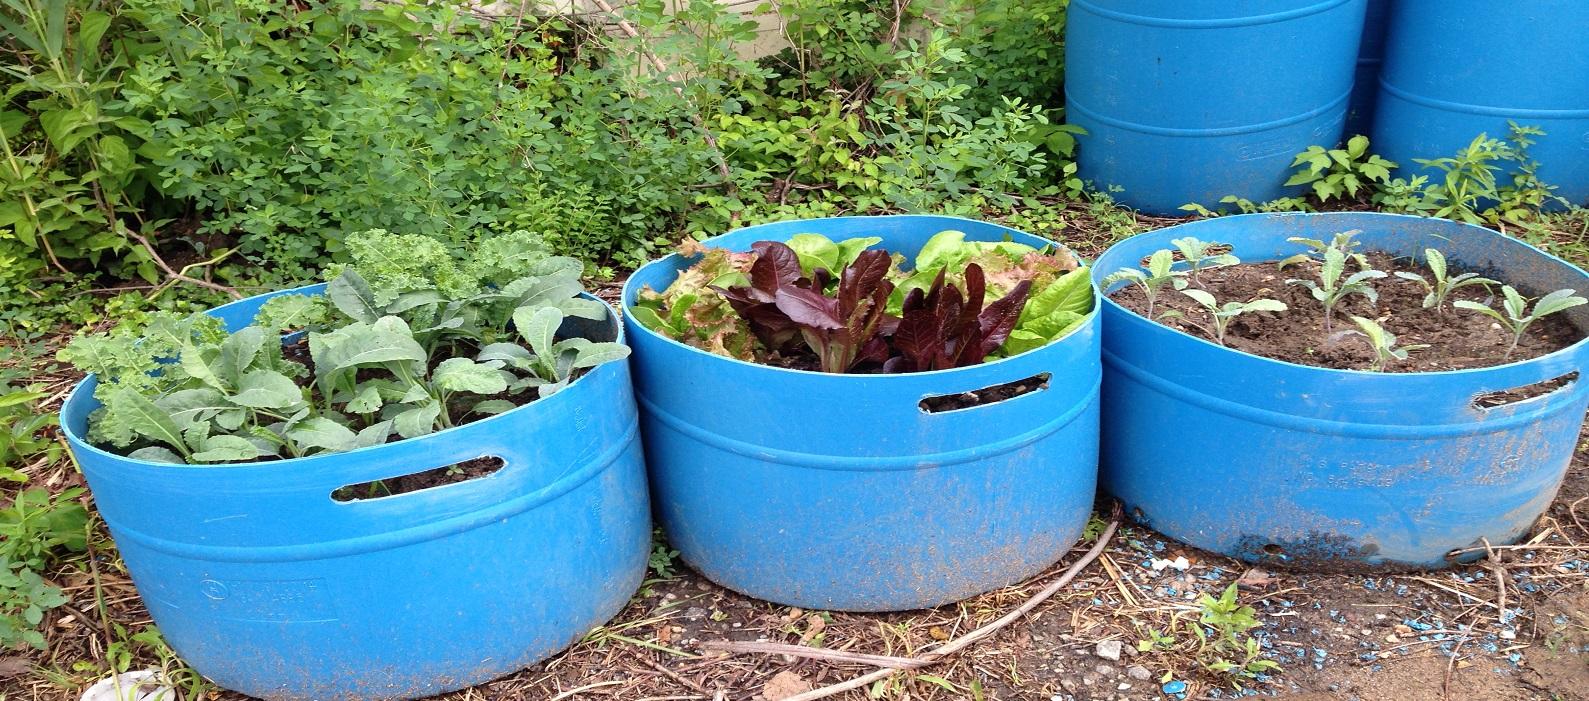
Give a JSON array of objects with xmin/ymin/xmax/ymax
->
[
  {"xmin": 326, "ymin": 269, "xmax": 380, "ymax": 323},
  {"xmin": 190, "ymin": 435, "xmax": 266, "ymax": 463},
  {"xmin": 473, "ymin": 399, "xmax": 517, "ymax": 415},
  {"xmin": 513, "ymin": 306, "xmax": 563, "ymax": 359},
  {"xmin": 179, "ymin": 344, "xmax": 227, "ymax": 392},
  {"xmin": 230, "ymin": 370, "xmax": 304, "ymax": 410},
  {"xmin": 312, "ymin": 316, "xmax": 427, "ymax": 381},
  {"xmin": 106, "ymin": 389, "xmax": 189, "ymax": 455},
  {"xmin": 287, "ymin": 417, "xmax": 359, "ymax": 453},
  {"xmin": 433, "ymin": 358, "xmax": 509, "ymax": 395},
  {"xmin": 220, "ymin": 326, "xmax": 269, "ymax": 381},
  {"xmin": 556, "ymin": 296, "xmax": 611, "ymax": 321},
  {"xmin": 354, "ymin": 421, "xmax": 394, "ymax": 449},
  {"xmin": 393, "ymin": 401, "xmax": 441, "ymax": 439},
  {"xmin": 128, "ymin": 446, "xmax": 186, "ymax": 464},
  {"xmin": 346, "ymin": 384, "xmax": 384, "ymax": 414},
  {"xmin": 569, "ymin": 342, "xmax": 630, "ymax": 369},
  {"xmin": 477, "ymin": 342, "xmax": 533, "ymax": 366}
]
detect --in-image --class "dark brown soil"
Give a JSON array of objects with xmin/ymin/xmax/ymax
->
[
  {"xmin": 330, "ymin": 455, "xmax": 505, "ymax": 501},
  {"xmin": 1111, "ymin": 252, "xmax": 1585, "ymax": 373},
  {"xmin": 920, "ymin": 372, "xmax": 1050, "ymax": 412}
]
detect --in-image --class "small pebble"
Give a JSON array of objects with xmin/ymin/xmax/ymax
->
[
  {"xmin": 1127, "ymin": 665, "xmax": 1152, "ymax": 681},
  {"xmin": 1095, "ymin": 639, "xmax": 1123, "ymax": 661}
]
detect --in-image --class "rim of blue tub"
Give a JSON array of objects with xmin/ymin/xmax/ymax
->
[
  {"xmin": 619, "ymin": 214, "xmax": 1099, "ymax": 379},
  {"xmin": 1092, "ymin": 211, "xmax": 1589, "ymax": 383},
  {"xmin": 61, "ymin": 283, "xmax": 628, "ymax": 473}
]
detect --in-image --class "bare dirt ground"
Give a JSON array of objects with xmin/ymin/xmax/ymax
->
[{"xmin": 6, "ymin": 427, "xmax": 1587, "ymax": 701}]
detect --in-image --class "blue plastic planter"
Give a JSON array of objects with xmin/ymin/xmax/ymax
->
[
  {"xmin": 61, "ymin": 285, "xmax": 650, "ymax": 700},
  {"xmin": 1065, "ymin": 0, "xmax": 1367, "ymax": 215},
  {"xmin": 1373, "ymin": 0, "xmax": 1589, "ymax": 207},
  {"xmin": 622, "ymin": 216, "xmax": 1101, "ymax": 611},
  {"xmin": 1094, "ymin": 213, "xmax": 1589, "ymax": 570}
]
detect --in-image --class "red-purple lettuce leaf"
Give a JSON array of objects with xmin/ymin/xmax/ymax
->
[{"xmin": 886, "ymin": 264, "xmax": 1031, "ymax": 372}]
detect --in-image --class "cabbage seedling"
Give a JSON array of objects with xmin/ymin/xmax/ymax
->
[
  {"xmin": 1170, "ymin": 237, "xmax": 1240, "ymax": 283},
  {"xmin": 1287, "ymin": 246, "xmax": 1386, "ymax": 335},
  {"xmin": 1171, "ymin": 288, "xmax": 1287, "ymax": 346},
  {"xmin": 1392, "ymin": 248, "xmax": 1496, "ymax": 316},
  {"xmin": 1103, "ymin": 249, "xmax": 1187, "ymax": 318},
  {"xmin": 1350, "ymin": 316, "xmax": 1428, "ymax": 372},
  {"xmin": 1455, "ymin": 286, "xmax": 1587, "ymax": 358}
]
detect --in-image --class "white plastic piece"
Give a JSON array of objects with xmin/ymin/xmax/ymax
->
[
  {"xmin": 80, "ymin": 670, "xmax": 174, "ymax": 701},
  {"xmin": 1149, "ymin": 556, "xmax": 1190, "ymax": 572}
]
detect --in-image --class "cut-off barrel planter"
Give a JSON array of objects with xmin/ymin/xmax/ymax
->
[
  {"xmin": 61, "ymin": 285, "xmax": 651, "ymax": 701},
  {"xmin": 1065, "ymin": 0, "xmax": 1367, "ymax": 214},
  {"xmin": 1093, "ymin": 213, "xmax": 1589, "ymax": 571},
  {"xmin": 1345, "ymin": 0, "xmax": 1391, "ymax": 137},
  {"xmin": 1373, "ymin": 0, "xmax": 1589, "ymax": 207},
  {"xmin": 623, "ymin": 216, "xmax": 1101, "ymax": 611}
]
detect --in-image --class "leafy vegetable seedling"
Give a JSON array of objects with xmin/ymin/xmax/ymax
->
[
  {"xmin": 1103, "ymin": 249, "xmax": 1187, "ymax": 318},
  {"xmin": 1350, "ymin": 316, "xmax": 1428, "ymax": 372},
  {"xmin": 1277, "ymin": 229, "xmax": 1369, "ymax": 271},
  {"xmin": 1287, "ymin": 246, "xmax": 1386, "ymax": 335},
  {"xmin": 1170, "ymin": 237, "xmax": 1239, "ymax": 283},
  {"xmin": 1454, "ymin": 286, "xmax": 1588, "ymax": 358},
  {"xmin": 1392, "ymin": 248, "xmax": 1497, "ymax": 316},
  {"xmin": 1170, "ymin": 289, "xmax": 1287, "ymax": 346}
]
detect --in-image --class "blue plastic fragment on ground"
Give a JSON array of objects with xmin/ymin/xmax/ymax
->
[{"xmin": 1163, "ymin": 680, "xmax": 1187, "ymax": 696}]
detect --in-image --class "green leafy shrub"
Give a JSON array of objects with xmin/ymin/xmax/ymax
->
[
  {"xmin": 1284, "ymin": 135, "xmax": 1397, "ymax": 202},
  {"xmin": 116, "ymin": 0, "xmax": 755, "ymax": 276},
  {"xmin": 0, "ymin": 486, "xmax": 88, "ymax": 651},
  {"xmin": 1373, "ymin": 123, "xmax": 1568, "ymax": 225},
  {"xmin": 1, "ymin": 0, "xmax": 156, "ymax": 290}
]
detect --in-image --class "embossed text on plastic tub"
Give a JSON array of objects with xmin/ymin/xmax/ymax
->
[
  {"xmin": 622, "ymin": 215, "xmax": 1101, "ymax": 611},
  {"xmin": 1065, "ymin": 0, "xmax": 1367, "ymax": 214},
  {"xmin": 1093, "ymin": 213, "xmax": 1589, "ymax": 570},
  {"xmin": 61, "ymin": 285, "xmax": 650, "ymax": 701}
]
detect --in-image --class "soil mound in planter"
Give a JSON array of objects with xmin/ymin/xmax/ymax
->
[{"xmin": 1110, "ymin": 252, "xmax": 1586, "ymax": 373}]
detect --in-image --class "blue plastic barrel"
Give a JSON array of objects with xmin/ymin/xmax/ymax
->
[
  {"xmin": 1373, "ymin": 0, "xmax": 1589, "ymax": 206},
  {"xmin": 1345, "ymin": 0, "xmax": 1391, "ymax": 137},
  {"xmin": 1093, "ymin": 213, "xmax": 1589, "ymax": 570},
  {"xmin": 1065, "ymin": 0, "xmax": 1368, "ymax": 215},
  {"xmin": 61, "ymin": 286, "xmax": 650, "ymax": 700},
  {"xmin": 622, "ymin": 216, "xmax": 1100, "ymax": 611}
]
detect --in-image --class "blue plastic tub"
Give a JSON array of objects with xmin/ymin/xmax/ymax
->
[
  {"xmin": 1373, "ymin": 0, "xmax": 1589, "ymax": 206},
  {"xmin": 1345, "ymin": 0, "xmax": 1390, "ymax": 137},
  {"xmin": 61, "ymin": 285, "xmax": 650, "ymax": 700},
  {"xmin": 622, "ymin": 216, "xmax": 1101, "ymax": 611},
  {"xmin": 1094, "ymin": 213, "xmax": 1589, "ymax": 570},
  {"xmin": 1065, "ymin": 0, "xmax": 1367, "ymax": 214}
]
